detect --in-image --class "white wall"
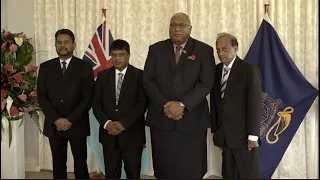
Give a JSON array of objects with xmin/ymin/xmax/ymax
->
[
  {"xmin": 1, "ymin": 0, "xmax": 8, "ymax": 29},
  {"xmin": 1, "ymin": 0, "xmax": 39, "ymax": 172}
]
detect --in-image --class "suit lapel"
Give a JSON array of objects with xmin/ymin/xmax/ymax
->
[
  {"xmin": 109, "ymin": 67, "xmax": 116, "ymax": 105},
  {"xmin": 118, "ymin": 65, "xmax": 133, "ymax": 104},
  {"xmin": 165, "ymin": 40, "xmax": 176, "ymax": 72},
  {"xmin": 215, "ymin": 64, "xmax": 223, "ymax": 104},
  {"xmin": 53, "ymin": 58, "xmax": 64, "ymax": 83},
  {"xmin": 223, "ymin": 57, "xmax": 241, "ymax": 99},
  {"xmin": 176, "ymin": 37, "xmax": 195, "ymax": 69},
  {"xmin": 61, "ymin": 56, "xmax": 77, "ymax": 83}
]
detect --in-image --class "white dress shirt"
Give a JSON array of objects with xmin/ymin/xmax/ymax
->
[
  {"xmin": 60, "ymin": 57, "xmax": 72, "ymax": 69},
  {"xmin": 173, "ymin": 41, "xmax": 187, "ymax": 55},
  {"xmin": 103, "ymin": 67, "xmax": 128, "ymax": 129},
  {"xmin": 222, "ymin": 56, "xmax": 258, "ymax": 142}
]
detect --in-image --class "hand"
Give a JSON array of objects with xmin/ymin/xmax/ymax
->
[
  {"xmin": 164, "ymin": 101, "xmax": 184, "ymax": 120},
  {"xmin": 247, "ymin": 140, "xmax": 259, "ymax": 151},
  {"xmin": 112, "ymin": 121, "xmax": 125, "ymax": 132},
  {"xmin": 172, "ymin": 113, "xmax": 183, "ymax": 120},
  {"xmin": 55, "ymin": 118, "xmax": 72, "ymax": 131},
  {"xmin": 105, "ymin": 121, "xmax": 121, "ymax": 135}
]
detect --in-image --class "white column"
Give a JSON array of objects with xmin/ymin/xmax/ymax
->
[{"xmin": 1, "ymin": 118, "xmax": 25, "ymax": 179}]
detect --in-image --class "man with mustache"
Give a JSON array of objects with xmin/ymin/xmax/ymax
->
[
  {"xmin": 143, "ymin": 12, "xmax": 216, "ymax": 178},
  {"xmin": 37, "ymin": 29, "xmax": 94, "ymax": 179},
  {"xmin": 92, "ymin": 39, "xmax": 148, "ymax": 179}
]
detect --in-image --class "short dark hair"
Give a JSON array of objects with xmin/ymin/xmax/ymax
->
[
  {"xmin": 55, "ymin": 29, "xmax": 75, "ymax": 43},
  {"xmin": 110, "ymin": 39, "xmax": 130, "ymax": 54},
  {"xmin": 216, "ymin": 33, "xmax": 238, "ymax": 47}
]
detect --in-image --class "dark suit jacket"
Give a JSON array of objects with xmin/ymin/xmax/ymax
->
[
  {"xmin": 92, "ymin": 65, "xmax": 148, "ymax": 149},
  {"xmin": 210, "ymin": 56, "xmax": 262, "ymax": 148},
  {"xmin": 143, "ymin": 37, "xmax": 216, "ymax": 131},
  {"xmin": 37, "ymin": 56, "xmax": 94, "ymax": 138}
]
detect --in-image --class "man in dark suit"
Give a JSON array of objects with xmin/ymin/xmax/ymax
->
[
  {"xmin": 210, "ymin": 33, "xmax": 262, "ymax": 179},
  {"xmin": 92, "ymin": 39, "xmax": 148, "ymax": 179},
  {"xmin": 143, "ymin": 12, "xmax": 215, "ymax": 179},
  {"xmin": 37, "ymin": 29, "xmax": 93, "ymax": 179}
]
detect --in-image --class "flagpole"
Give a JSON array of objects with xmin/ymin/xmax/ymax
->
[
  {"xmin": 102, "ymin": 8, "xmax": 107, "ymax": 18},
  {"xmin": 264, "ymin": 4, "xmax": 270, "ymax": 14},
  {"xmin": 101, "ymin": 8, "xmax": 108, "ymax": 57}
]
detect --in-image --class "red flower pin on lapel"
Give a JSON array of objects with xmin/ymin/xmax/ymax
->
[{"xmin": 188, "ymin": 55, "xmax": 196, "ymax": 61}]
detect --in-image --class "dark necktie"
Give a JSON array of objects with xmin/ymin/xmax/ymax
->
[
  {"xmin": 175, "ymin": 46, "xmax": 182, "ymax": 64},
  {"xmin": 61, "ymin": 62, "xmax": 67, "ymax": 75},
  {"xmin": 221, "ymin": 66, "xmax": 230, "ymax": 98}
]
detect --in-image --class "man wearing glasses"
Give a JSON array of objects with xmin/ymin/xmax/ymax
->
[{"xmin": 143, "ymin": 12, "xmax": 216, "ymax": 179}]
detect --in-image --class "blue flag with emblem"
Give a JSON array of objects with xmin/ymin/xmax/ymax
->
[{"xmin": 244, "ymin": 13, "xmax": 318, "ymax": 179}]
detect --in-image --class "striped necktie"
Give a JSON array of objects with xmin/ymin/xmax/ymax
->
[
  {"xmin": 175, "ymin": 46, "xmax": 182, "ymax": 64},
  {"xmin": 116, "ymin": 73, "xmax": 124, "ymax": 105},
  {"xmin": 221, "ymin": 66, "xmax": 230, "ymax": 98}
]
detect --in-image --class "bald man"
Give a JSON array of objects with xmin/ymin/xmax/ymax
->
[{"xmin": 143, "ymin": 12, "xmax": 216, "ymax": 178}]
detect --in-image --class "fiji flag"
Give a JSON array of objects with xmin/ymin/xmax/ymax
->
[
  {"xmin": 244, "ymin": 13, "xmax": 318, "ymax": 179},
  {"xmin": 83, "ymin": 19, "xmax": 114, "ymax": 78},
  {"xmin": 83, "ymin": 18, "xmax": 151, "ymax": 178},
  {"xmin": 83, "ymin": 18, "xmax": 114, "ymax": 177}
]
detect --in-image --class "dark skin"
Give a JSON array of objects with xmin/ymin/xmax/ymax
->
[
  {"xmin": 55, "ymin": 34, "xmax": 76, "ymax": 61},
  {"xmin": 164, "ymin": 101, "xmax": 184, "ymax": 120},
  {"xmin": 105, "ymin": 49, "xmax": 130, "ymax": 135},
  {"xmin": 169, "ymin": 13, "xmax": 192, "ymax": 45},
  {"xmin": 56, "ymin": 118, "xmax": 72, "ymax": 131},
  {"xmin": 247, "ymin": 140, "xmax": 259, "ymax": 150},
  {"xmin": 216, "ymin": 35, "xmax": 259, "ymax": 150},
  {"xmin": 164, "ymin": 13, "xmax": 191, "ymax": 120},
  {"xmin": 106, "ymin": 121, "xmax": 125, "ymax": 135},
  {"xmin": 55, "ymin": 34, "xmax": 76, "ymax": 131}
]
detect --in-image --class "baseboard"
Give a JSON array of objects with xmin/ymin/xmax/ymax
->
[{"xmin": 141, "ymin": 171, "xmax": 154, "ymax": 176}]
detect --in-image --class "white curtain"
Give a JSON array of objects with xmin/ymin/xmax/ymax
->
[{"xmin": 33, "ymin": 0, "xmax": 318, "ymax": 178}]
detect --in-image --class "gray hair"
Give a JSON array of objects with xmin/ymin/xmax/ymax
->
[
  {"xmin": 171, "ymin": 12, "xmax": 192, "ymax": 25},
  {"xmin": 216, "ymin": 32, "xmax": 238, "ymax": 47}
]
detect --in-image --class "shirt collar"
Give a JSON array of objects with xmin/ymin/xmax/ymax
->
[
  {"xmin": 223, "ymin": 56, "xmax": 237, "ymax": 70},
  {"xmin": 115, "ymin": 66, "xmax": 128, "ymax": 75},
  {"xmin": 173, "ymin": 41, "xmax": 187, "ymax": 50},
  {"xmin": 60, "ymin": 57, "xmax": 72, "ymax": 64}
]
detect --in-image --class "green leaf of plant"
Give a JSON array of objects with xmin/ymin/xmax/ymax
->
[
  {"xmin": 18, "ymin": 116, "xmax": 24, "ymax": 128},
  {"xmin": 16, "ymin": 53, "xmax": 33, "ymax": 66},
  {"xmin": 31, "ymin": 113, "xmax": 42, "ymax": 133},
  {"xmin": 8, "ymin": 121, "xmax": 12, "ymax": 148}
]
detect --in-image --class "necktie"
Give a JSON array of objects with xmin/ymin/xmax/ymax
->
[
  {"xmin": 175, "ymin": 46, "xmax": 182, "ymax": 64},
  {"xmin": 61, "ymin": 62, "xmax": 67, "ymax": 75},
  {"xmin": 221, "ymin": 67, "xmax": 230, "ymax": 98},
  {"xmin": 116, "ymin": 73, "xmax": 124, "ymax": 105}
]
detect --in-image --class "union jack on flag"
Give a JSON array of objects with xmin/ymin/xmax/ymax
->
[{"xmin": 83, "ymin": 20, "xmax": 114, "ymax": 77}]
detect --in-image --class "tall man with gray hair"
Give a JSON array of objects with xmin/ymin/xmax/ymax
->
[{"xmin": 143, "ymin": 12, "xmax": 216, "ymax": 178}]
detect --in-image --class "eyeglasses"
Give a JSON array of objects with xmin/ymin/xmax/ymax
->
[{"xmin": 170, "ymin": 24, "xmax": 191, "ymax": 29}]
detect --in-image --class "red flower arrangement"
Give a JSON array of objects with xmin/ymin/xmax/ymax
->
[{"xmin": 1, "ymin": 29, "xmax": 42, "ymax": 147}]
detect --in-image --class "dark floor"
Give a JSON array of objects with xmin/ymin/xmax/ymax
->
[{"xmin": 25, "ymin": 170, "xmax": 222, "ymax": 179}]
